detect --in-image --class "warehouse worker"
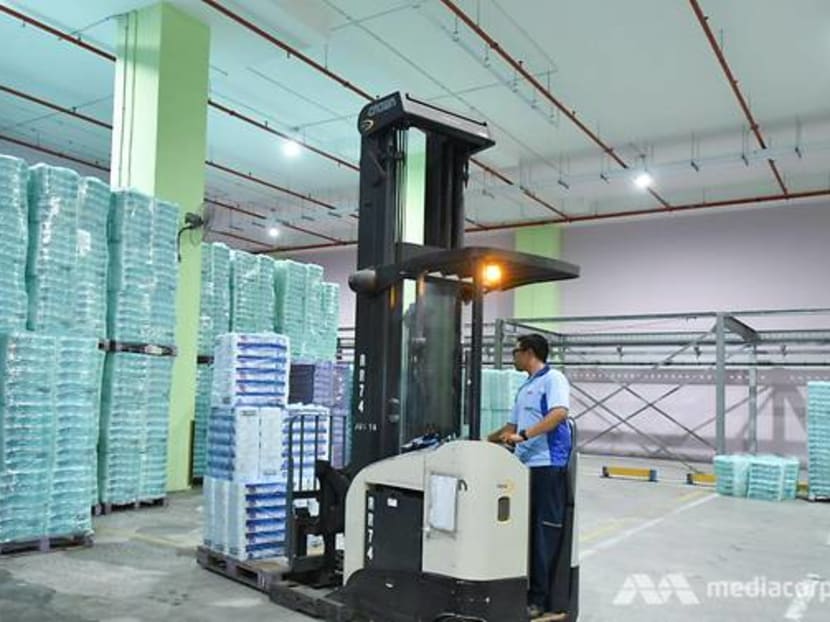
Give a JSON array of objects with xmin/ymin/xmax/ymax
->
[{"xmin": 487, "ymin": 333, "xmax": 571, "ymax": 620}]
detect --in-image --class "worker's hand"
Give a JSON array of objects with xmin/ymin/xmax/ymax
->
[{"xmin": 500, "ymin": 431, "xmax": 523, "ymax": 445}]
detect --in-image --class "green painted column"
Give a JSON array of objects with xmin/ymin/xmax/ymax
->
[
  {"xmin": 110, "ymin": 2, "xmax": 210, "ymax": 492},
  {"xmin": 514, "ymin": 225, "xmax": 562, "ymax": 322}
]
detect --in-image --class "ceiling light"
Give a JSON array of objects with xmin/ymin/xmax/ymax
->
[
  {"xmin": 282, "ymin": 139, "xmax": 301, "ymax": 158},
  {"xmin": 633, "ymin": 172, "xmax": 653, "ymax": 190},
  {"xmin": 267, "ymin": 226, "xmax": 280, "ymax": 238}
]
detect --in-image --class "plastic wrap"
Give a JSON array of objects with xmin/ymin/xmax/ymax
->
[
  {"xmin": 192, "ymin": 362, "xmax": 213, "ymax": 479},
  {"xmin": 211, "ymin": 333, "xmax": 290, "ymax": 409},
  {"xmin": 330, "ymin": 363, "xmax": 353, "ymax": 468},
  {"xmin": 198, "ymin": 243, "xmax": 231, "ymax": 356},
  {"xmin": 0, "ymin": 155, "xmax": 28, "ymax": 332},
  {"xmin": 273, "ymin": 260, "xmax": 310, "ymax": 358},
  {"xmin": 0, "ymin": 333, "xmax": 99, "ymax": 543},
  {"xmin": 317, "ymin": 282, "xmax": 340, "ymax": 361},
  {"xmin": 746, "ymin": 455, "xmax": 799, "ymax": 502},
  {"xmin": 98, "ymin": 352, "xmax": 174, "ymax": 504},
  {"xmin": 26, "ymin": 164, "xmax": 80, "ymax": 333},
  {"xmin": 74, "ymin": 178, "xmax": 110, "ymax": 337},
  {"xmin": 108, "ymin": 190, "xmax": 179, "ymax": 345},
  {"xmin": 479, "ymin": 369, "xmax": 526, "ymax": 439},
  {"xmin": 230, "ymin": 251, "xmax": 275, "ymax": 333},
  {"xmin": 288, "ymin": 361, "xmax": 334, "ymax": 406},
  {"xmin": 203, "ymin": 477, "xmax": 288, "ymax": 560},
  {"xmin": 204, "ymin": 402, "xmax": 290, "ymax": 561},
  {"xmin": 808, "ymin": 381, "xmax": 830, "ymax": 498},
  {"xmin": 713, "ymin": 454, "xmax": 751, "ymax": 497},
  {"xmin": 285, "ymin": 404, "xmax": 330, "ymax": 490}
]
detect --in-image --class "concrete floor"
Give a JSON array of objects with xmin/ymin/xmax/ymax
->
[{"xmin": 1, "ymin": 454, "xmax": 828, "ymax": 621}]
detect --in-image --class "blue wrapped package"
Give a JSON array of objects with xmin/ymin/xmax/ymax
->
[
  {"xmin": 204, "ymin": 477, "xmax": 289, "ymax": 560},
  {"xmin": 0, "ymin": 155, "xmax": 28, "ymax": 332},
  {"xmin": 285, "ymin": 404, "xmax": 330, "ymax": 490},
  {"xmin": 211, "ymin": 333, "xmax": 290, "ymax": 408}
]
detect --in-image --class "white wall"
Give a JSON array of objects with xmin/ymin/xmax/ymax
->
[
  {"xmin": 558, "ymin": 201, "xmax": 830, "ymax": 461},
  {"xmin": 561, "ymin": 201, "xmax": 830, "ymax": 318}
]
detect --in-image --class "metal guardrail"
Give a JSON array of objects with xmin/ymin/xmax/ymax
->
[
  {"xmin": 495, "ymin": 309, "xmax": 830, "ymax": 463},
  {"xmin": 337, "ymin": 308, "xmax": 830, "ymax": 464}
]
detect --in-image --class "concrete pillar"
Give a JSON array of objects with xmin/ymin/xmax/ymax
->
[
  {"xmin": 110, "ymin": 2, "xmax": 210, "ymax": 491},
  {"xmin": 514, "ymin": 224, "xmax": 562, "ymax": 321}
]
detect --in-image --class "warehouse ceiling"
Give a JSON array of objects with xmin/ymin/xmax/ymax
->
[{"xmin": 1, "ymin": 0, "xmax": 830, "ymax": 252}]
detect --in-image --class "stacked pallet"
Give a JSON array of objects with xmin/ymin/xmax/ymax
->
[
  {"xmin": 0, "ymin": 333, "xmax": 100, "ymax": 544},
  {"xmin": 25, "ymin": 165, "xmax": 80, "ymax": 333},
  {"xmin": 314, "ymin": 283, "xmax": 340, "ymax": 361},
  {"xmin": 713, "ymin": 454, "xmax": 751, "ymax": 497},
  {"xmin": 192, "ymin": 363, "xmax": 213, "ymax": 480},
  {"xmin": 98, "ymin": 353, "xmax": 174, "ymax": 505},
  {"xmin": 303, "ymin": 265, "xmax": 324, "ymax": 359},
  {"xmin": 98, "ymin": 189, "xmax": 178, "ymax": 508},
  {"xmin": 0, "ymin": 156, "xmax": 28, "ymax": 332},
  {"xmin": 807, "ymin": 382, "xmax": 830, "ymax": 499},
  {"xmin": 74, "ymin": 178, "xmax": 111, "ymax": 338},
  {"xmin": 25, "ymin": 166, "xmax": 109, "ymax": 337},
  {"xmin": 204, "ymin": 332, "xmax": 291, "ymax": 562},
  {"xmin": 713, "ymin": 454, "xmax": 799, "ymax": 501},
  {"xmin": 108, "ymin": 190, "xmax": 179, "ymax": 345},
  {"xmin": 273, "ymin": 260, "xmax": 336, "ymax": 360},
  {"xmin": 198, "ymin": 242, "xmax": 231, "ymax": 356},
  {"xmin": 746, "ymin": 455, "xmax": 798, "ymax": 502},
  {"xmin": 211, "ymin": 333, "xmax": 290, "ymax": 410},
  {"xmin": 273, "ymin": 260, "xmax": 307, "ymax": 356},
  {"xmin": 230, "ymin": 251, "xmax": 275, "ymax": 333}
]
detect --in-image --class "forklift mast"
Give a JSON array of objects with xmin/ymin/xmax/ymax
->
[{"xmin": 350, "ymin": 93, "xmax": 495, "ymax": 472}]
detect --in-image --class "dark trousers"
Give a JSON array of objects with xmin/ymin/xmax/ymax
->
[{"xmin": 528, "ymin": 465, "xmax": 568, "ymax": 609}]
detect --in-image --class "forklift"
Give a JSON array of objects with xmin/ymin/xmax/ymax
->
[{"xmin": 273, "ymin": 93, "xmax": 581, "ymax": 622}]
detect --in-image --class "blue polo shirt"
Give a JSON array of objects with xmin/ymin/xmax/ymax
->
[{"xmin": 509, "ymin": 366, "xmax": 571, "ymax": 467}]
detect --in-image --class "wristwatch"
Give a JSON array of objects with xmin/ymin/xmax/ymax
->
[{"xmin": 519, "ymin": 429, "xmax": 529, "ymax": 441}]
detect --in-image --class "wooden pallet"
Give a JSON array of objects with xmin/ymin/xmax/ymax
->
[
  {"xmin": 94, "ymin": 497, "xmax": 168, "ymax": 516},
  {"xmin": 0, "ymin": 533, "xmax": 93, "ymax": 556},
  {"xmin": 196, "ymin": 545, "xmax": 289, "ymax": 593}
]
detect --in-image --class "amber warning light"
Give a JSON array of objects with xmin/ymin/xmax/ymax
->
[{"xmin": 482, "ymin": 263, "xmax": 503, "ymax": 286}]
